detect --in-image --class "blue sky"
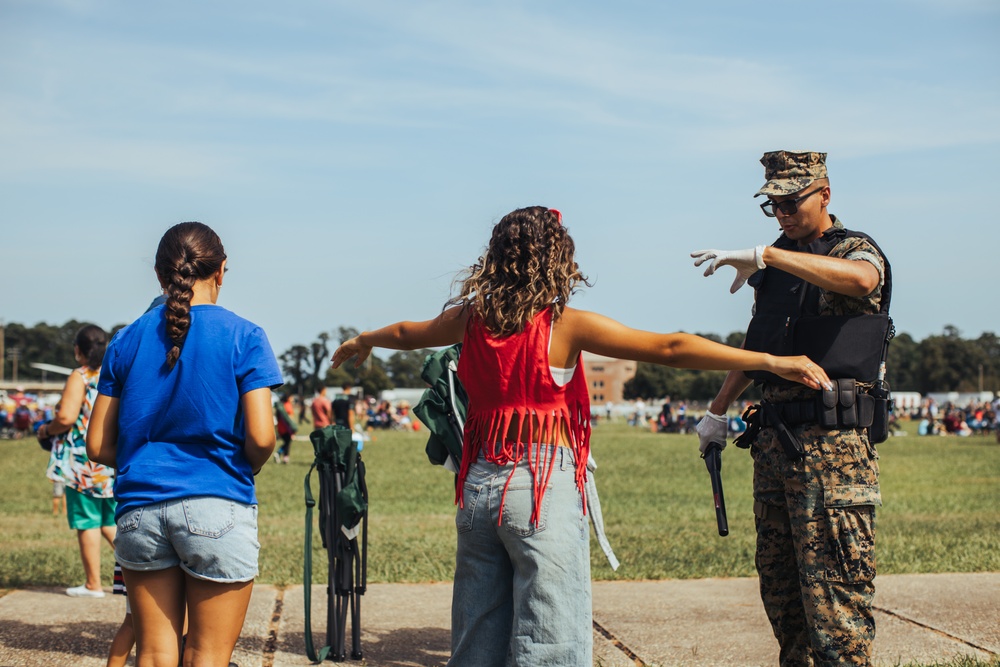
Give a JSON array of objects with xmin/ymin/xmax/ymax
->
[{"xmin": 2, "ymin": 0, "xmax": 998, "ymax": 364}]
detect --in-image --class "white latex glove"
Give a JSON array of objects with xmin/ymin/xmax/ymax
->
[
  {"xmin": 695, "ymin": 411, "xmax": 728, "ymax": 454},
  {"xmin": 691, "ymin": 245, "xmax": 766, "ymax": 293}
]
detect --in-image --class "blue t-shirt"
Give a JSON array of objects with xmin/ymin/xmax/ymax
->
[{"xmin": 98, "ymin": 304, "xmax": 283, "ymax": 519}]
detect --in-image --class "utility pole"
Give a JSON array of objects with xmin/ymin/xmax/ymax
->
[
  {"xmin": 8, "ymin": 347, "xmax": 19, "ymax": 383},
  {"xmin": 0, "ymin": 319, "xmax": 5, "ymax": 383}
]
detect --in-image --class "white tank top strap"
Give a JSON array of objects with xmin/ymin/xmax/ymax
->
[
  {"xmin": 547, "ymin": 311, "xmax": 576, "ymax": 386},
  {"xmin": 549, "ymin": 365, "xmax": 577, "ymax": 386}
]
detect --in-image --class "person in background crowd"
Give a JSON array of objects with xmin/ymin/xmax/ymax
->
[
  {"xmin": 13, "ymin": 402, "xmax": 33, "ymax": 438},
  {"xmin": 105, "ymin": 563, "xmax": 135, "ymax": 667},
  {"xmin": 298, "ymin": 393, "xmax": 308, "ymax": 425},
  {"xmin": 52, "ymin": 478, "xmax": 67, "ymax": 516},
  {"xmin": 39, "ymin": 324, "xmax": 117, "ymax": 598},
  {"xmin": 634, "ymin": 398, "xmax": 646, "ymax": 427},
  {"xmin": 311, "ymin": 386, "xmax": 332, "ymax": 432},
  {"xmin": 331, "ymin": 383, "xmax": 356, "ymax": 430},
  {"xmin": 274, "ymin": 394, "xmax": 298, "ymax": 463}
]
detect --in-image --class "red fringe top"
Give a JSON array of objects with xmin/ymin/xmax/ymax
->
[{"xmin": 456, "ymin": 307, "xmax": 592, "ymax": 526}]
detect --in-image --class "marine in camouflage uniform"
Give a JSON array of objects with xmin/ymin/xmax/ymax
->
[
  {"xmin": 694, "ymin": 151, "xmax": 888, "ymax": 666},
  {"xmin": 754, "ymin": 218, "xmax": 885, "ymax": 666}
]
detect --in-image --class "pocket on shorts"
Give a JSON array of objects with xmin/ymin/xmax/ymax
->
[
  {"xmin": 501, "ymin": 480, "xmax": 549, "ymax": 537},
  {"xmin": 821, "ymin": 485, "xmax": 878, "ymax": 584},
  {"xmin": 117, "ymin": 506, "xmax": 144, "ymax": 534},
  {"xmin": 456, "ymin": 482, "xmax": 483, "ymax": 535},
  {"xmin": 182, "ymin": 497, "xmax": 236, "ymax": 538}
]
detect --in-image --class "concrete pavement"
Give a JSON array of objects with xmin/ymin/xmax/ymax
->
[{"xmin": 0, "ymin": 573, "xmax": 996, "ymax": 666}]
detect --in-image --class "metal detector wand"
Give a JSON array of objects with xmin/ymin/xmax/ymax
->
[{"xmin": 703, "ymin": 442, "xmax": 729, "ymax": 537}]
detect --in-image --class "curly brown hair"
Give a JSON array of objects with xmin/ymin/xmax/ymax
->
[
  {"xmin": 447, "ymin": 206, "xmax": 589, "ymax": 336},
  {"xmin": 154, "ymin": 222, "xmax": 227, "ymax": 369}
]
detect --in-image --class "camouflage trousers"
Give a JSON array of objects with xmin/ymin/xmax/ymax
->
[{"xmin": 752, "ymin": 422, "xmax": 880, "ymax": 667}]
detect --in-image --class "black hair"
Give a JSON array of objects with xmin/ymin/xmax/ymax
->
[{"xmin": 74, "ymin": 324, "xmax": 108, "ymax": 370}]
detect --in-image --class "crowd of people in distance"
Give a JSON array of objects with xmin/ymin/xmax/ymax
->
[
  {"xmin": 0, "ymin": 389, "xmax": 56, "ymax": 439},
  {"xmin": 9, "ymin": 385, "xmax": 1000, "ymax": 455},
  {"xmin": 275, "ymin": 391, "xmax": 419, "ymax": 444},
  {"xmin": 609, "ymin": 396, "xmax": 750, "ymax": 436},
  {"xmin": 600, "ymin": 393, "xmax": 1000, "ymax": 442},
  {"xmin": 909, "ymin": 397, "xmax": 999, "ymax": 438},
  {"xmin": 365, "ymin": 398, "xmax": 415, "ymax": 431},
  {"xmin": 15, "ymin": 387, "xmax": 999, "ymax": 445}
]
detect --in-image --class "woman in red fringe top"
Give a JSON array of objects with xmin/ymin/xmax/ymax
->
[{"xmin": 332, "ymin": 206, "xmax": 831, "ymax": 667}]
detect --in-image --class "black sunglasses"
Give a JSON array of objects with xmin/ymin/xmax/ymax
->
[{"xmin": 759, "ymin": 186, "xmax": 825, "ymax": 218}]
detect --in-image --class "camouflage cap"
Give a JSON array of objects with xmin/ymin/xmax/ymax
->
[{"xmin": 754, "ymin": 150, "xmax": 828, "ymax": 198}]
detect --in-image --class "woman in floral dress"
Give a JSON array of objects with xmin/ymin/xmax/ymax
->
[{"xmin": 38, "ymin": 324, "xmax": 116, "ymax": 597}]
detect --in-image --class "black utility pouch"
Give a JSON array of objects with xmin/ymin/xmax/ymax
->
[
  {"xmin": 818, "ymin": 386, "xmax": 839, "ymax": 428},
  {"xmin": 868, "ymin": 381, "xmax": 891, "ymax": 444},
  {"xmin": 857, "ymin": 393, "xmax": 875, "ymax": 428},
  {"xmin": 837, "ymin": 378, "xmax": 858, "ymax": 428}
]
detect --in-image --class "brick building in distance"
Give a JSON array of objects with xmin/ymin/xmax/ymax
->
[{"xmin": 581, "ymin": 352, "xmax": 636, "ymax": 406}]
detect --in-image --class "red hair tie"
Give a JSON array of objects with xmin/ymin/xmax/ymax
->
[{"xmin": 548, "ymin": 208, "xmax": 562, "ymax": 225}]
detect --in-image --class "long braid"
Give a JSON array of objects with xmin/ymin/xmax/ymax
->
[
  {"xmin": 155, "ymin": 222, "xmax": 227, "ymax": 370},
  {"xmin": 164, "ymin": 257, "xmax": 197, "ymax": 369}
]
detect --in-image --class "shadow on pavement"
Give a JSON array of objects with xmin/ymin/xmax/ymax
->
[
  {"xmin": 280, "ymin": 626, "xmax": 451, "ymax": 666},
  {"xmin": 0, "ymin": 619, "xmax": 118, "ymax": 661}
]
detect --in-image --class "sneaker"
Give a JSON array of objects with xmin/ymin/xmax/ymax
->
[{"xmin": 66, "ymin": 584, "xmax": 105, "ymax": 598}]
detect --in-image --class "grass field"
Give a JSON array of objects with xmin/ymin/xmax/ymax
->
[{"xmin": 2, "ymin": 421, "xmax": 997, "ymax": 589}]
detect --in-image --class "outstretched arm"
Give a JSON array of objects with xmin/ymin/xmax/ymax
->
[
  {"xmin": 762, "ymin": 247, "xmax": 880, "ymax": 297},
  {"xmin": 553, "ymin": 308, "xmax": 831, "ymax": 390},
  {"xmin": 692, "ymin": 244, "xmax": 880, "ymax": 296},
  {"xmin": 331, "ymin": 305, "xmax": 469, "ymax": 369}
]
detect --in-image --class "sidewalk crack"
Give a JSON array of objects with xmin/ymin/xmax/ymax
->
[
  {"xmin": 873, "ymin": 605, "xmax": 998, "ymax": 657},
  {"xmin": 594, "ymin": 619, "xmax": 647, "ymax": 666},
  {"xmin": 261, "ymin": 587, "xmax": 286, "ymax": 667}
]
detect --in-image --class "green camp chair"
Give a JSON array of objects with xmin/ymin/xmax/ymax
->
[{"xmin": 304, "ymin": 425, "xmax": 368, "ymax": 662}]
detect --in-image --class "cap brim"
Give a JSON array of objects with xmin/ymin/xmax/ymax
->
[{"xmin": 754, "ymin": 177, "xmax": 817, "ymax": 198}]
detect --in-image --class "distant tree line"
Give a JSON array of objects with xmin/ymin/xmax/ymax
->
[
  {"xmin": 276, "ymin": 327, "xmax": 432, "ymax": 399},
  {"xmin": 0, "ymin": 320, "xmax": 432, "ymax": 398},
  {"xmin": 1, "ymin": 320, "xmax": 110, "ymax": 381},
  {"xmin": 4, "ymin": 321, "xmax": 997, "ymax": 402}
]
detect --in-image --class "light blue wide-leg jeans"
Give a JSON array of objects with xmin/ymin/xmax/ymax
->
[{"xmin": 448, "ymin": 445, "xmax": 592, "ymax": 667}]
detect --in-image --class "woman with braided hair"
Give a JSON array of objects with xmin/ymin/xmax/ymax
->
[
  {"xmin": 87, "ymin": 221, "xmax": 283, "ymax": 667},
  {"xmin": 331, "ymin": 205, "xmax": 832, "ymax": 666}
]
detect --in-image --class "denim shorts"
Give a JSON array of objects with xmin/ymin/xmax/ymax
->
[{"xmin": 114, "ymin": 496, "xmax": 259, "ymax": 583}]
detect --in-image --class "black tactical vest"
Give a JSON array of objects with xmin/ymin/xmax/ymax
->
[{"xmin": 743, "ymin": 224, "xmax": 893, "ymax": 385}]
